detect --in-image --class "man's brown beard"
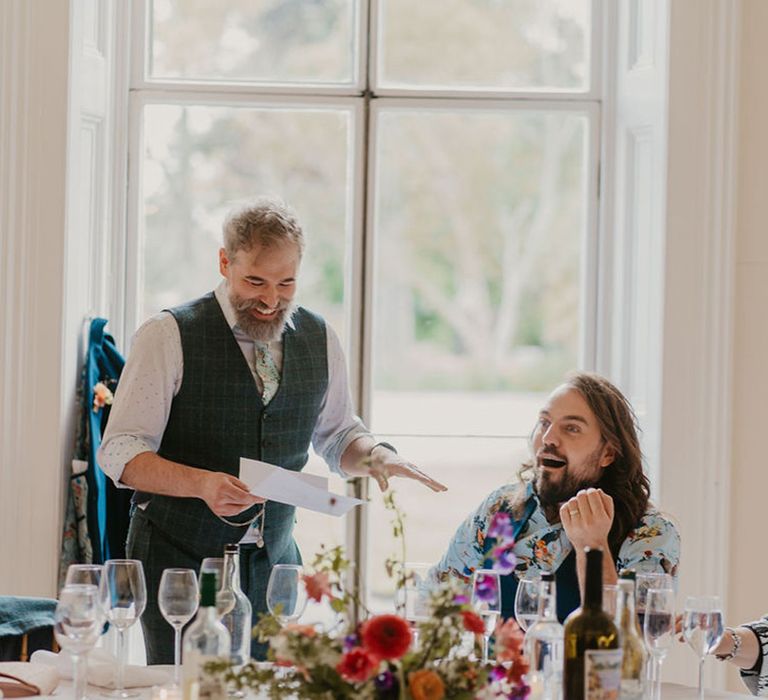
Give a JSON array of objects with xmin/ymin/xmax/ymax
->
[
  {"xmin": 533, "ymin": 443, "xmax": 605, "ymax": 513},
  {"xmin": 230, "ymin": 293, "xmax": 294, "ymax": 342}
]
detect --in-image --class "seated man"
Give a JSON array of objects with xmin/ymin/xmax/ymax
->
[{"xmin": 432, "ymin": 371, "xmax": 680, "ymax": 622}]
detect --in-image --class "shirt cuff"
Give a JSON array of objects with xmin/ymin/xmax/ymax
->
[
  {"xmin": 97, "ymin": 435, "xmax": 155, "ymax": 488},
  {"xmin": 319, "ymin": 421, "xmax": 373, "ymax": 478}
]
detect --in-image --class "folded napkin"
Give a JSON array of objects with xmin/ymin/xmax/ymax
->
[
  {"xmin": 29, "ymin": 650, "xmax": 170, "ymax": 689},
  {"xmin": 0, "ymin": 661, "xmax": 59, "ymax": 697}
]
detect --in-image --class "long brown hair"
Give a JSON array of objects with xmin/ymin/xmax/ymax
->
[{"xmin": 519, "ymin": 371, "xmax": 650, "ymax": 558}]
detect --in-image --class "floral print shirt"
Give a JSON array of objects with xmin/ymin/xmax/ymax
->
[
  {"xmin": 432, "ymin": 481, "xmax": 680, "ymax": 585},
  {"xmin": 741, "ymin": 617, "xmax": 768, "ymax": 696}
]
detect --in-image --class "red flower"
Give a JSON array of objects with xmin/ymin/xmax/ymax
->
[
  {"xmin": 360, "ymin": 614, "xmax": 413, "ymax": 661},
  {"xmin": 336, "ymin": 648, "xmax": 379, "ymax": 683},
  {"xmin": 460, "ymin": 610, "xmax": 485, "ymax": 635},
  {"xmin": 302, "ymin": 571, "xmax": 332, "ymax": 602}
]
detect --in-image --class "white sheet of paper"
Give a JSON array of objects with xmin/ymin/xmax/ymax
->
[{"xmin": 239, "ymin": 457, "xmax": 364, "ymax": 517}]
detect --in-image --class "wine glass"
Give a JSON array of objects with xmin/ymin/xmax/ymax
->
[
  {"xmin": 158, "ymin": 568, "xmax": 199, "ymax": 687},
  {"xmin": 643, "ymin": 587, "xmax": 675, "ymax": 700},
  {"xmin": 636, "ymin": 573, "xmax": 672, "ymax": 628},
  {"xmin": 683, "ymin": 596, "xmax": 724, "ymax": 700},
  {"xmin": 102, "ymin": 559, "xmax": 147, "ymax": 698},
  {"xmin": 266, "ymin": 565, "xmax": 308, "ymax": 624},
  {"xmin": 513, "ymin": 576, "xmax": 540, "ymax": 632},
  {"xmin": 54, "ymin": 584, "xmax": 104, "ymax": 700},
  {"xmin": 395, "ymin": 562, "xmax": 432, "ymax": 648},
  {"xmin": 471, "ymin": 569, "xmax": 501, "ymax": 665},
  {"xmin": 602, "ymin": 584, "xmax": 619, "ymax": 620},
  {"xmin": 66, "ymin": 564, "xmax": 105, "ymax": 588}
]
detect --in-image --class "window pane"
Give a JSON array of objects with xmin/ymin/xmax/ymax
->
[
  {"xmin": 140, "ymin": 103, "xmax": 352, "ymax": 341},
  {"xmin": 371, "ymin": 108, "xmax": 588, "ymax": 437},
  {"xmin": 148, "ymin": 0, "xmax": 357, "ymax": 85},
  {"xmin": 377, "ymin": 0, "xmax": 590, "ymax": 91},
  {"xmin": 366, "ymin": 435, "xmax": 530, "ymax": 611}
]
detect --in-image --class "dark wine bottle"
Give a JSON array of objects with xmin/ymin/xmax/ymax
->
[{"xmin": 563, "ymin": 547, "xmax": 623, "ymax": 700}]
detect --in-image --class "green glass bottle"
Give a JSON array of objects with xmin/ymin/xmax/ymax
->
[{"xmin": 563, "ymin": 548, "xmax": 622, "ymax": 700}]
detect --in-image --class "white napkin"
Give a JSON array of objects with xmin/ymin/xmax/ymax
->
[{"xmin": 29, "ymin": 650, "xmax": 170, "ymax": 689}]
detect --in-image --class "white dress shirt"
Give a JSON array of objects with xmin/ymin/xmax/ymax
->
[{"xmin": 98, "ymin": 282, "xmax": 371, "ymax": 491}]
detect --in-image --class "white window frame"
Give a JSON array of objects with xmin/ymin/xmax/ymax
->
[{"xmin": 122, "ymin": 0, "xmax": 605, "ymax": 610}]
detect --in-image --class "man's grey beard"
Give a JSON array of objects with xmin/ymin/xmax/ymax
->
[
  {"xmin": 231, "ymin": 294, "xmax": 295, "ymax": 343},
  {"xmin": 533, "ymin": 444, "xmax": 605, "ymax": 508}
]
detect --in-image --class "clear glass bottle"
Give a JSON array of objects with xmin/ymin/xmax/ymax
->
[
  {"xmin": 563, "ymin": 548, "xmax": 623, "ymax": 700},
  {"xmin": 524, "ymin": 572, "xmax": 564, "ymax": 700},
  {"xmin": 218, "ymin": 544, "xmax": 253, "ymax": 666},
  {"xmin": 182, "ymin": 571, "xmax": 231, "ymax": 700},
  {"xmin": 616, "ymin": 570, "xmax": 647, "ymax": 700}
]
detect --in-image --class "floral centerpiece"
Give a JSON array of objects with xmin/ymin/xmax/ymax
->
[{"xmin": 211, "ymin": 495, "xmax": 529, "ymax": 700}]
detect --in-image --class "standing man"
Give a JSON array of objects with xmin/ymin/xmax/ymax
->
[
  {"xmin": 99, "ymin": 198, "xmax": 446, "ymax": 663},
  {"xmin": 432, "ymin": 372, "xmax": 679, "ymax": 622}
]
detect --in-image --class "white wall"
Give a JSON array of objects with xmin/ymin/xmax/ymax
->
[{"xmin": 727, "ymin": 0, "xmax": 768, "ymax": 691}]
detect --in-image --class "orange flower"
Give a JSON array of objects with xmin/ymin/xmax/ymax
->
[
  {"xmin": 283, "ymin": 623, "xmax": 317, "ymax": 638},
  {"xmin": 302, "ymin": 571, "xmax": 332, "ymax": 602},
  {"xmin": 92, "ymin": 382, "xmax": 114, "ymax": 412},
  {"xmin": 408, "ymin": 669, "xmax": 445, "ymax": 700},
  {"xmin": 495, "ymin": 617, "xmax": 525, "ymax": 663}
]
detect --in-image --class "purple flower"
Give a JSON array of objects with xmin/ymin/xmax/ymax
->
[
  {"xmin": 374, "ymin": 670, "xmax": 395, "ymax": 691},
  {"xmin": 490, "ymin": 665, "xmax": 507, "ymax": 682},
  {"xmin": 507, "ymin": 684, "xmax": 531, "ymax": 700},
  {"xmin": 474, "ymin": 572, "xmax": 499, "ymax": 603},
  {"xmin": 453, "ymin": 594, "xmax": 469, "ymax": 605},
  {"xmin": 343, "ymin": 633, "xmax": 359, "ymax": 652},
  {"xmin": 492, "ymin": 543, "xmax": 517, "ymax": 575},
  {"xmin": 488, "ymin": 512, "xmax": 514, "ymax": 542}
]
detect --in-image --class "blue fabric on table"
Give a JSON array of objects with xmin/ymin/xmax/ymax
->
[{"xmin": 0, "ymin": 596, "xmax": 56, "ymax": 636}]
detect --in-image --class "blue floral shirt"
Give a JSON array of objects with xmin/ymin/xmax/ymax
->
[{"xmin": 432, "ymin": 481, "xmax": 680, "ymax": 584}]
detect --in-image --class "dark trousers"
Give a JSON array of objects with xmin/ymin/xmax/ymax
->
[{"xmin": 126, "ymin": 509, "xmax": 300, "ymax": 664}]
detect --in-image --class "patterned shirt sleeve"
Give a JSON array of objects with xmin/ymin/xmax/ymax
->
[
  {"xmin": 615, "ymin": 509, "xmax": 681, "ymax": 583},
  {"xmin": 430, "ymin": 483, "xmax": 520, "ymax": 585},
  {"xmin": 740, "ymin": 616, "xmax": 768, "ymax": 696}
]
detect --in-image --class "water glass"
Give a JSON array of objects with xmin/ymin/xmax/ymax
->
[
  {"xmin": 472, "ymin": 569, "xmax": 501, "ymax": 665},
  {"xmin": 158, "ymin": 568, "xmax": 199, "ymax": 687},
  {"xmin": 102, "ymin": 560, "xmax": 147, "ymax": 698},
  {"xmin": 643, "ymin": 587, "xmax": 675, "ymax": 700},
  {"xmin": 602, "ymin": 584, "xmax": 619, "ymax": 619},
  {"xmin": 395, "ymin": 562, "xmax": 432, "ymax": 648},
  {"xmin": 683, "ymin": 596, "xmax": 724, "ymax": 700},
  {"xmin": 514, "ymin": 576, "xmax": 540, "ymax": 632},
  {"xmin": 266, "ymin": 565, "xmax": 308, "ymax": 624},
  {"xmin": 55, "ymin": 584, "xmax": 104, "ymax": 700}
]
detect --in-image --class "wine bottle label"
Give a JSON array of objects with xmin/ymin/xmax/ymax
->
[
  {"xmin": 183, "ymin": 652, "xmax": 226, "ymax": 700},
  {"xmin": 583, "ymin": 649, "xmax": 622, "ymax": 699}
]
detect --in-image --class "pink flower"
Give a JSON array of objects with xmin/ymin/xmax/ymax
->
[
  {"xmin": 302, "ymin": 571, "xmax": 332, "ymax": 602},
  {"xmin": 495, "ymin": 618, "xmax": 525, "ymax": 663}
]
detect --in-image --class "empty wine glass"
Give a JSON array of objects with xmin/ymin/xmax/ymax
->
[
  {"xmin": 471, "ymin": 569, "xmax": 501, "ymax": 665},
  {"xmin": 602, "ymin": 584, "xmax": 619, "ymax": 620},
  {"xmin": 643, "ymin": 587, "xmax": 675, "ymax": 700},
  {"xmin": 55, "ymin": 584, "xmax": 104, "ymax": 700},
  {"xmin": 158, "ymin": 568, "xmax": 199, "ymax": 687},
  {"xmin": 683, "ymin": 596, "xmax": 724, "ymax": 700},
  {"xmin": 66, "ymin": 564, "xmax": 105, "ymax": 588},
  {"xmin": 395, "ymin": 562, "xmax": 432, "ymax": 648},
  {"xmin": 102, "ymin": 559, "xmax": 147, "ymax": 698},
  {"xmin": 513, "ymin": 576, "xmax": 540, "ymax": 632},
  {"xmin": 266, "ymin": 565, "xmax": 308, "ymax": 624}
]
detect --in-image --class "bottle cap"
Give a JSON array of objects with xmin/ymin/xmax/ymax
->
[
  {"xmin": 541, "ymin": 572, "xmax": 555, "ymax": 582},
  {"xmin": 619, "ymin": 568, "xmax": 636, "ymax": 580},
  {"xmin": 224, "ymin": 543, "xmax": 239, "ymax": 555}
]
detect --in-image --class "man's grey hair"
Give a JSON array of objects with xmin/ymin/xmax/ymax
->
[{"xmin": 222, "ymin": 197, "xmax": 305, "ymax": 259}]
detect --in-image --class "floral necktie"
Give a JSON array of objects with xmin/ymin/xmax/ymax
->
[{"xmin": 254, "ymin": 342, "xmax": 280, "ymax": 404}]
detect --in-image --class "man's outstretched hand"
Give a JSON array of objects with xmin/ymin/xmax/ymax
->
[{"xmin": 368, "ymin": 447, "xmax": 447, "ymax": 493}]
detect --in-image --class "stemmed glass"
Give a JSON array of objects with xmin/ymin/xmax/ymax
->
[
  {"xmin": 266, "ymin": 565, "xmax": 308, "ymax": 624},
  {"xmin": 471, "ymin": 569, "xmax": 501, "ymax": 665},
  {"xmin": 158, "ymin": 568, "xmax": 199, "ymax": 687},
  {"xmin": 636, "ymin": 573, "xmax": 672, "ymax": 628},
  {"xmin": 54, "ymin": 584, "xmax": 105, "ymax": 700},
  {"xmin": 683, "ymin": 596, "xmax": 724, "ymax": 700},
  {"xmin": 66, "ymin": 564, "xmax": 105, "ymax": 589},
  {"xmin": 102, "ymin": 559, "xmax": 147, "ymax": 698},
  {"xmin": 395, "ymin": 562, "xmax": 432, "ymax": 649},
  {"xmin": 643, "ymin": 587, "xmax": 675, "ymax": 700},
  {"xmin": 513, "ymin": 576, "xmax": 540, "ymax": 632}
]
